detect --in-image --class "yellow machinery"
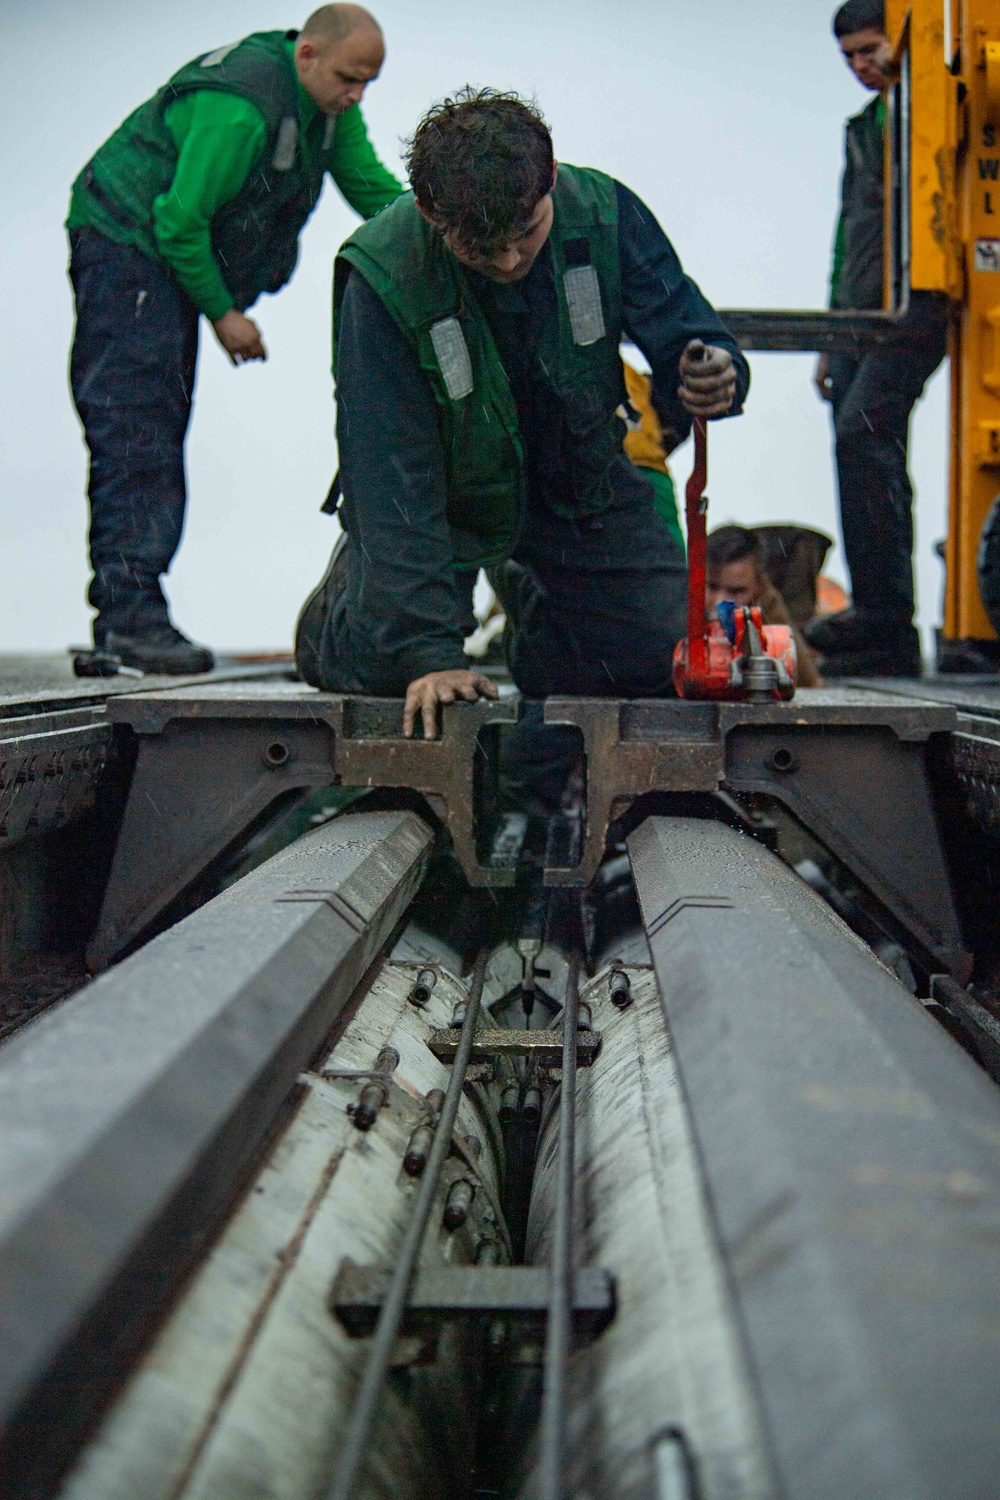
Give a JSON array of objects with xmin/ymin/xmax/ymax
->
[
  {"xmin": 723, "ymin": 0, "xmax": 1000, "ymax": 667},
  {"xmin": 886, "ymin": 0, "xmax": 1000, "ymax": 656}
]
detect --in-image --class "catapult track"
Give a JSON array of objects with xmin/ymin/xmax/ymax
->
[{"xmin": 7, "ymin": 662, "xmax": 1000, "ymax": 1497}]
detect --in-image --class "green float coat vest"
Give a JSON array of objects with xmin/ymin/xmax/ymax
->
[
  {"xmin": 832, "ymin": 96, "xmax": 885, "ymax": 311},
  {"xmin": 334, "ymin": 165, "xmax": 626, "ymax": 568},
  {"xmin": 80, "ymin": 31, "xmax": 330, "ymax": 310}
]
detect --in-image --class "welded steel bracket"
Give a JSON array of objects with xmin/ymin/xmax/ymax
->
[
  {"xmin": 334, "ymin": 694, "xmax": 521, "ymax": 889},
  {"xmin": 720, "ymin": 702, "xmax": 966, "ymax": 977},
  {"xmin": 545, "ymin": 690, "xmax": 967, "ymax": 976},
  {"xmin": 543, "ymin": 698, "xmax": 723, "ymax": 886},
  {"xmin": 89, "ymin": 689, "xmax": 519, "ymax": 968},
  {"xmin": 92, "ymin": 684, "xmax": 966, "ymax": 977},
  {"xmin": 89, "ymin": 687, "xmax": 343, "ymax": 968}
]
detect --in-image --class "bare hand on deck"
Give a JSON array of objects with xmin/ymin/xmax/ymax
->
[
  {"xmin": 403, "ymin": 669, "xmax": 499, "ymax": 740},
  {"xmin": 678, "ymin": 340, "xmax": 736, "ymax": 417},
  {"xmin": 212, "ymin": 309, "xmax": 267, "ymax": 365}
]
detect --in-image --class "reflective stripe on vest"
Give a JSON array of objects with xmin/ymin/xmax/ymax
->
[
  {"xmin": 563, "ymin": 264, "xmax": 606, "ymax": 345},
  {"xmin": 272, "ymin": 117, "xmax": 298, "ymax": 170},
  {"xmin": 200, "ymin": 41, "xmax": 242, "ymax": 67},
  {"xmin": 430, "ymin": 317, "xmax": 474, "ymax": 400}
]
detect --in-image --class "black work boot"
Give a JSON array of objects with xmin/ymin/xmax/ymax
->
[
  {"xmin": 486, "ymin": 559, "xmax": 547, "ymax": 679},
  {"xmin": 803, "ymin": 606, "xmax": 907, "ymax": 655},
  {"xmin": 91, "ymin": 577, "xmax": 215, "ymax": 676},
  {"xmin": 294, "ymin": 533, "xmax": 349, "ymax": 688},
  {"xmin": 102, "ymin": 626, "xmax": 215, "ymax": 675},
  {"xmin": 818, "ymin": 628, "xmax": 923, "ymax": 680}
]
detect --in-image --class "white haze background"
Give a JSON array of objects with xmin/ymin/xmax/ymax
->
[{"xmin": 1, "ymin": 0, "xmax": 949, "ymax": 653}]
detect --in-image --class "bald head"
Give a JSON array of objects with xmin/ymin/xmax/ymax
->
[
  {"xmin": 300, "ymin": 4, "xmax": 382, "ymax": 45},
  {"xmin": 295, "ymin": 5, "xmax": 385, "ymax": 115}
]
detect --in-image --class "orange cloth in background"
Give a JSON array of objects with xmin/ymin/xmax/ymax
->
[
  {"xmin": 816, "ymin": 575, "xmax": 849, "ymax": 615},
  {"xmin": 622, "ymin": 361, "xmax": 672, "ymax": 475}
]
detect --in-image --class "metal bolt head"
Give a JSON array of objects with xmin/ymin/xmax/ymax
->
[
  {"xmin": 408, "ymin": 968, "xmax": 437, "ymax": 1007},
  {"xmin": 443, "ymin": 1178, "xmax": 475, "ymax": 1231},
  {"xmin": 522, "ymin": 1085, "xmax": 542, "ymax": 1125},
  {"xmin": 351, "ymin": 1081, "xmax": 387, "ymax": 1132},
  {"xmin": 403, "ymin": 1122, "xmax": 434, "ymax": 1176},
  {"xmin": 610, "ymin": 970, "xmax": 632, "ymax": 1009}
]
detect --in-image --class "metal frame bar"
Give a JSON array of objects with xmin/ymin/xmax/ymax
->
[
  {"xmin": 886, "ymin": 14, "xmax": 914, "ymax": 316},
  {"xmin": 630, "ymin": 311, "xmax": 941, "ymax": 353},
  {"xmin": 331, "ymin": 1263, "xmax": 614, "ymax": 1339}
]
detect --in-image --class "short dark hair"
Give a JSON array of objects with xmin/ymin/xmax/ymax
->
[
  {"xmin": 405, "ymin": 87, "xmax": 554, "ymax": 255},
  {"xmin": 707, "ymin": 525, "xmax": 764, "ymax": 572},
  {"xmin": 833, "ymin": 0, "xmax": 885, "ymax": 38}
]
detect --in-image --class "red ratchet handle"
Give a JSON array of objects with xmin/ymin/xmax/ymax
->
[{"xmin": 685, "ymin": 416, "xmax": 708, "ymax": 679}]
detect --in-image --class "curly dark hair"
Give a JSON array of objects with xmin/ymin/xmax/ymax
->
[{"xmin": 404, "ymin": 87, "xmax": 554, "ymax": 255}]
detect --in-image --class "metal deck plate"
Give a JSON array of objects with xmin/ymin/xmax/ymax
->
[
  {"xmin": 848, "ymin": 673, "xmax": 1000, "ymax": 718},
  {"xmin": 0, "ymin": 653, "xmax": 294, "ymax": 720}
]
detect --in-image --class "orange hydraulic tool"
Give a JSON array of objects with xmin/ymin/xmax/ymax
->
[{"xmin": 672, "ymin": 415, "xmax": 797, "ymax": 701}]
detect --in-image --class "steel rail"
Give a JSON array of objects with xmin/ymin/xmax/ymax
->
[
  {"xmin": 538, "ymin": 947, "xmax": 582, "ymax": 1500},
  {"xmin": 325, "ymin": 945, "xmax": 490, "ymax": 1500},
  {"xmin": 0, "ymin": 809, "xmax": 433, "ymax": 1500},
  {"xmin": 627, "ymin": 815, "xmax": 1000, "ymax": 1500}
]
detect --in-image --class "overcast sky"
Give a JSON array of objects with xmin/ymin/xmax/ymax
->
[{"xmin": 1, "ymin": 0, "xmax": 949, "ymax": 654}]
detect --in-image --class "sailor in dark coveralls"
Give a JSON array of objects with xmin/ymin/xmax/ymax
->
[
  {"xmin": 806, "ymin": 0, "xmax": 947, "ymax": 678},
  {"xmin": 296, "ymin": 88, "xmax": 749, "ymax": 751}
]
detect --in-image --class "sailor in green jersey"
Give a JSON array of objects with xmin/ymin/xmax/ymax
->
[
  {"xmin": 804, "ymin": 0, "xmax": 946, "ymax": 679},
  {"xmin": 67, "ymin": 5, "xmax": 402, "ymax": 674}
]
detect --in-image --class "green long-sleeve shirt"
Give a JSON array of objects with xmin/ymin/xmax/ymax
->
[{"xmin": 68, "ymin": 45, "xmax": 402, "ymax": 321}]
